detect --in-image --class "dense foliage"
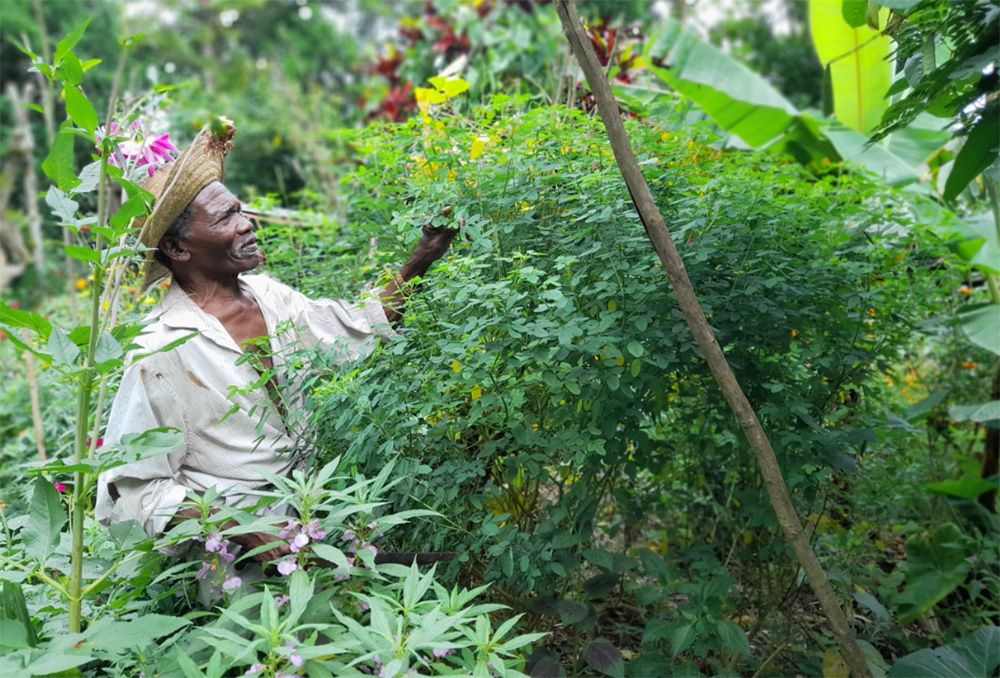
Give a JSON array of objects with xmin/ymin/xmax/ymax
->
[{"xmin": 1, "ymin": 1, "xmax": 998, "ymax": 677}]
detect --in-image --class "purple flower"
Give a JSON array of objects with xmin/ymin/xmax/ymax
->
[
  {"xmin": 289, "ymin": 654, "xmax": 303, "ymax": 667},
  {"xmin": 289, "ymin": 533, "xmax": 310, "ymax": 553},
  {"xmin": 95, "ymin": 121, "xmax": 178, "ymax": 176},
  {"xmin": 342, "ymin": 529, "xmax": 355, "ymax": 542},
  {"xmin": 222, "ymin": 574, "xmax": 242, "ymax": 591},
  {"xmin": 244, "ymin": 663, "xmax": 264, "ymax": 675},
  {"xmin": 306, "ymin": 519, "xmax": 326, "ymax": 540},
  {"xmin": 432, "ymin": 648, "xmax": 453, "ymax": 658},
  {"xmin": 274, "ymin": 594, "xmax": 290, "ymax": 608},
  {"xmin": 220, "ymin": 548, "xmax": 236, "ymax": 566},
  {"xmin": 362, "ymin": 543, "xmax": 378, "ymax": 558},
  {"xmin": 196, "ymin": 561, "xmax": 213, "ymax": 580},
  {"xmin": 205, "ymin": 533, "xmax": 224, "ymax": 553},
  {"xmin": 277, "ymin": 558, "xmax": 298, "ymax": 576},
  {"xmin": 278, "ymin": 519, "xmax": 298, "ymax": 541}
]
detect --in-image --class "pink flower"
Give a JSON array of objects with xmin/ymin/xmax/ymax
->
[
  {"xmin": 276, "ymin": 558, "xmax": 298, "ymax": 576},
  {"xmin": 305, "ymin": 519, "xmax": 326, "ymax": 540},
  {"xmin": 274, "ymin": 594, "xmax": 289, "ymax": 608},
  {"xmin": 341, "ymin": 529, "xmax": 355, "ymax": 542},
  {"xmin": 289, "ymin": 533, "xmax": 309, "ymax": 553},
  {"xmin": 196, "ymin": 561, "xmax": 213, "ymax": 580},
  {"xmin": 289, "ymin": 654, "xmax": 303, "ymax": 667},
  {"xmin": 222, "ymin": 574, "xmax": 242, "ymax": 591},
  {"xmin": 205, "ymin": 533, "xmax": 224, "ymax": 553},
  {"xmin": 95, "ymin": 121, "xmax": 178, "ymax": 176},
  {"xmin": 53, "ymin": 481, "xmax": 66, "ymax": 493},
  {"xmin": 432, "ymin": 648, "xmax": 452, "ymax": 658},
  {"xmin": 245, "ymin": 664, "xmax": 264, "ymax": 676}
]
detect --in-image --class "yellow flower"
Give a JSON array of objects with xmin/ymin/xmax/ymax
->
[
  {"xmin": 471, "ymin": 385, "xmax": 482, "ymax": 399},
  {"xmin": 75, "ymin": 277, "xmax": 88, "ymax": 291},
  {"xmin": 451, "ymin": 360, "xmax": 462, "ymax": 373},
  {"xmin": 791, "ymin": 329, "xmax": 799, "ymax": 337}
]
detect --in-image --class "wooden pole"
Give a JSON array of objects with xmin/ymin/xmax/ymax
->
[{"xmin": 553, "ymin": 2, "xmax": 872, "ymax": 676}]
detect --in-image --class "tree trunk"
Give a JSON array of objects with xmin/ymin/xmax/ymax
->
[
  {"xmin": 553, "ymin": 2, "xmax": 872, "ymax": 676},
  {"xmin": 979, "ymin": 362, "xmax": 999, "ymax": 512}
]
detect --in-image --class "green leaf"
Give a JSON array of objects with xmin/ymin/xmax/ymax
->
[
  {"xmin": 0, "ymin": 581, "xmax": 37, "ymax": 647},
  {"xmin": 888, "ymin": 626, "xmax": 1000, "ymax": 677},
  {"xmin": 842, "ymin": 0, "xmax": 868, "ymax": 27},
  {"xmin": 958, "ymin": 304, "xmax": 1000, "ymax": 356},
  {"xmin": 887, "ymin": 113, "xmax": 950, "ymax": 167},
  {"xmin": 903, "ymin": 389, "xmax": 950, "ymax": 422},
  {"xmin": 53, "ymin": 19, "xmax": 91, "ymax": 66},
  {"xmin": 63, "ymin": 85, "xmax": 98, "ymax": 137},
  {"xmin": 25, "ymin": 651, "xmax": 95, "ymax": 676},
  {"xmin": 582, "ymin": 548, "xmax": 614, "ymax": 571},
  {"xmin": 626, "ymin": 652, "xmax": 671, "ymax": 678},
  {"xmin": 951, "ymin": 213, "xmax": 1000, "ymax": 276},
  {"xmin": 583, "ymin": 638, "xmax": 624, "ymax": 678},
  {"xmin": 871, "ymin": 0, "xmax": 923, "ymax": 11},
  {"xmin": 809, "ymin": 0, "xmax": 892, "ymax": 134},
  {"xmin": 1, "ymin": 302, "xmax": 52, "ymax": 340},
  {"xmin": 949, "ymin": 400, "xmax": 1000, "ymax": 423},
  {"xmin": 641, "ymin": 619, "xmax": 673, "ymax": 646},
  {"xmin": 115, "ymin": 428, "xmax": 185, "ymax": 463},
  {"xmin": 583, "ymin": 572, "xmax": 619, "ymax": 599},
  {"xmin": 853, "ymin": 592, "xmax": 890, "ymax": 624},
  {"xmin": 64, "ymin": 244, "xmax": 100, "ymax": 264},
  {"xmin": 46, "ymin": 325, "xmax": 81, "ymax": 366},
  {"xmin": 925, "ymin": 474, "xmax": 1000, "ymax": 501},
  {"xmin": 646, "ymin": 19, "xmax": 799, "ymax": 147},
  {"xmin": 57, "ymin": 51, "xmax": 83, "ymax": 86},
  {"xmin": 94, "ymin": 331, "xmax": 124, "ymax": 364},
  {"xmin": 671, "ymin": 623, "xmax": 695, "ymax": 657},
  {"xmin": 895, "ymin": 522, "xmax": 972, "ymax": 625},
  {"xmin": 627, "ymin": 341, "xmax": 644, "ymax": 358},
  {"xmin": 110, "ymin": 193, "xmax": 149, "ymax": 234},
  {"xmin": 22, "ymin": 475, "xmax": 67, "ymax": 565},
  {"xmin": 0, "ymin": 618, "xmax": 33, "ymax": 651},
  {"xmin": 83, "ymin": 614, "xmax": 191, "ymax": 655},
  {"xmin": 45, "ymin": 185, "xmax": 79, "ymax": 223},
  {"xmin": 944, "ymin": 115, "xmax": 1000, "ymax": 201},
  {"xmin": 716, "ymin": 619, "xmax": 751, "ymax": 655},
  {"xmin": 822, "ymin": 122, "xmax": 919, "ymax": 186},
  {"xmin": 42, "ymin": 123, "xmax": 80, "ymax": 192}
]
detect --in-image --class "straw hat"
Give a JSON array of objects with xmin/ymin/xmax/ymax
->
[{"xmin": 137, "ymin": 117, "xmax": 237, "ymax": 289}]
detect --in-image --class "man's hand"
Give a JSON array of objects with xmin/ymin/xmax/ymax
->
[
  {"xmin": 229, "ymin": 530, "xmax": 291, "ymax": 564},
  {"xmin": 381, "ymin": 206, "xmax": 463, "ymax": 323},
  {"xmin": 408, "ymin": 206, "xmax": 463, "ymax": 267}
]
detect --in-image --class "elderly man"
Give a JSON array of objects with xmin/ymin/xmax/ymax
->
[{"xmin": 95, "ymin": 119, "xmax": 456, "ymax": 565}]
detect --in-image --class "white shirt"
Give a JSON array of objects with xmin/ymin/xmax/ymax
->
[{"xmin": 95, "ymin": 273, "xmax": 394, "ymax": 539}]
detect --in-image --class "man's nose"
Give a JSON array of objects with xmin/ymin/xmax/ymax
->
[{"xmin": 237, "ymin": 211, "xmax": 254, "ymax": 232}]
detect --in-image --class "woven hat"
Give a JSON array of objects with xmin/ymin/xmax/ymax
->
[{"xmin": 137, "ymin": 117, "xmax": 237, "ymax": 289}]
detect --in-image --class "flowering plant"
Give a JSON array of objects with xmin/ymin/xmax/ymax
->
[{"xmin": 95, "ymin": 120, "xmax": 178, "ymax": 177}]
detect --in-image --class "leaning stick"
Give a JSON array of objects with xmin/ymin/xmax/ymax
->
[{"xmin": 553, "ymin": 2, "xmax": 871, "ymax": 676}]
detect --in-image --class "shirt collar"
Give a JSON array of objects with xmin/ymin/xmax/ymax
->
[{"xmin": 153, "ymin": 278, "xmax": 242, "ymax": 353}]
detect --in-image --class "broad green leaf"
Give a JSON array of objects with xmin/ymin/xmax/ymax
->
[
  {"xmin": 428, "ymin": 75, "xmax": 470, "ymax": 98},
  {"xmin": 842, "ymin": 0, "xmax": 868, "ymax": 27},
  {"xmin": 716, "ymin": 619, "xmax": 751, "ymax": 655},
  {"xmin": 46, "ymin": 325, "xmax": 81, "ymax": 366},
  {"xmin": 94, "ymin": 331, "xmax": 124, "ymax": 364},
  {"xmin": 1, "ymin": 302, "xmax": 52, "ymax": 340},
  {"xmin": 63, "ymin": 85, "xmax": 98, "ymax": 137},
  {"xmin": 0, "ymin": 581, "xmax": 37, "ymax": 647},
  {"xmin": 83, "ymin": 614, "xmax": 191, "ymax": 655},
  {"xmin": 944, "ymin": 116, "xmax": 1000, "ymax": 201},
  {"xmin": 951, "ymin": 213, "xmax": 1000, "ymax": 275},
  {"xmin": 584, "ymin": 638, "xmax": 624, "ymax": 677},
  {"xmin": 64, "ymin": 244, "xmax": 100, "ymax": 264},
  {"xmin": 110, "ymin": 193, "xmax": 149, "ymax": 233},
  {"xmin": 115, "ymin": 428, "xmax": 185, "ymax": 462},
  {"xmin": 22, "ymin": 475, "xmax": 67, "ymax": 565},
  {"xmin": 25, "ymin": 651, "xmax": 95, "ymax": 676},
  {"xmin": 53, "ymin": 19, "xmax": 91, "ymax": 66},
  {"xmin": 872, "ymin": 0, "xmax": 923, "ymax": 11},
  {"xmin": 958, "ymin": 304, "xmax": 1000, "ymax": 356},
  {"xmin": 45, "ymin": 185, "xmax": 79, "ymax": 225},
  {"xmin": 853, "ymin": 592, "xmax": 889, "ymax": 623},
  {"xmin": 888, "ymin": 626, "xmax": 1000, "ymax": 677},
  {"xmin": 671, "ymin": 623, "xmax": 695, "ymax": 657},
  {"xmin": 926, "ymin": 474, "xmax": 1000, "ymax": 500},
  {"xmin": 887, "ymin": 113, "xmax": 950, "ymax": 167},
  {"xmin": 626, "ymin": 652, "xmax": 671, "ymax": 678},
  {"xmin": 76, "ymin": 161, "xmax": 102, "ymax": 193},
  {"xmin": 809, "ymin": 0, "xmax": 892, "ymax": 134},
  {"xmin": 949, "ymin": 400, "xmax": 1000, "ymax": 423},
  {"xmin": 895, "ymin": 522, "xmax": 971, "ymax": 624},
  {"xmin": 42, "ymin": 123, "xmax": 80, "ymax": 192},
  {"xmin": 57, "ymin": 51, "xmax": 83, "ymax": 86},
  {"xmin": 0, "ymin": 619, "xmax": 33, "ymax": 651},
  {"xmin": 903, "ymin": 389, "xmax": 949, "ymax": 422},
  {"xmin": 823, "ymin": 122, "xmax": 919, "ymax": 186},
  {"xmin": 646, "ymin": 18, "xmax": 799, "ymax": 147}
]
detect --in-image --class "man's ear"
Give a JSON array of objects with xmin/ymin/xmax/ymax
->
[{"xmin": 158, "ymin": 237, "xmax": 191, "ymax": 263}]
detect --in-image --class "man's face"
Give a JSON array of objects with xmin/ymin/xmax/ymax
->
[{"xmin": 179, "ymin": 181, "xmax": 262, "ymax": 276}]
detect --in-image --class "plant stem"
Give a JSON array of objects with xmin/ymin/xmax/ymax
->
[{"xmin": 554, "ymin": 2, "xmax": 872, "ymax": 675}]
